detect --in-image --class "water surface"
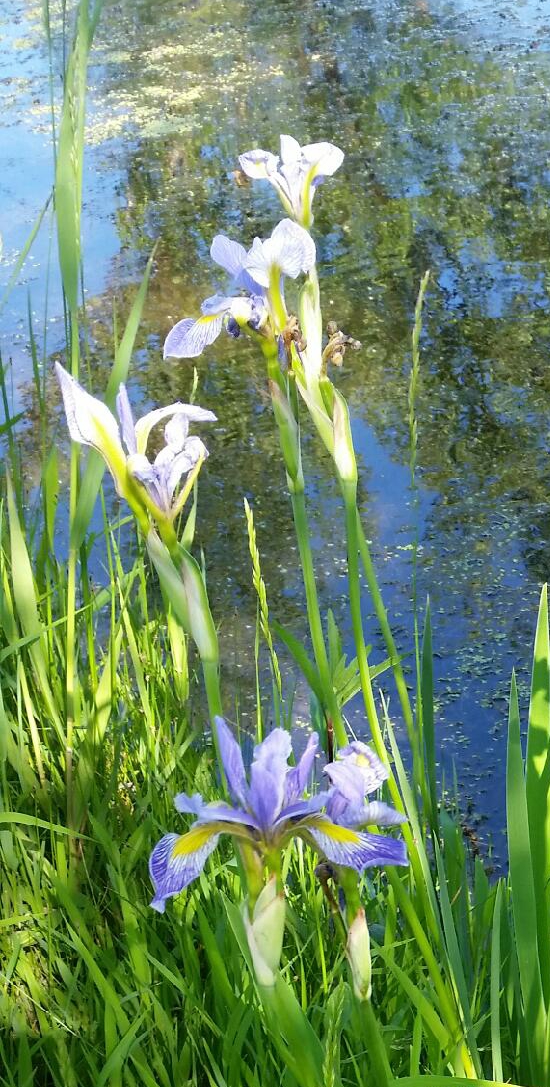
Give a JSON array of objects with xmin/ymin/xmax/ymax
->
[{"xmin": 3, "ymin": 0, "xmax": 550, "ymax": 859}]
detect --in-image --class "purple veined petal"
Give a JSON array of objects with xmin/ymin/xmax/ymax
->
[
  {"xmin": 284, "ymin": 732, "xmax": 319, "ymax": 804},
  {"xmin": 244, "ymin": 237, "xmax": 270, "ymax": 288},
  {"xmin": 177, "ymin": 404, "xmax": 217, "ymax": 424},
  {"xmin": 134, "ymin": 406, "xmax": 182, "ymax": 455},
  {"xmin": 195, "ymin": 802, "xmax": 260, "ymax": 831},
  {"xmin": 127, "ymin": 453, "xmax": 166, "ymax": 510},
  {"xmin": 349, "ymin": 801, "xmax": 407, "ymax": 828},
  {"xmin": 279, "ymin": 134, "xmax": 302, "ymax": 164},
  {"xmin": 165, "ymin": 441, "xmax": 207, "ymax": 501},
  {"xmin": 201, "ymin": 293, "xmax": 235, "ymax": 316},
  {"xmin": 55, "ymin": 362, "xmax": 123, "ymax": 458},
  {"xmin": 210, "ymin": 236, "xmax": 248, "ymax": 277},
  {"xmin": 253, "ymin": 728, "xmax": 292, "ymax": 768},
  {"xmin": 248, "ymin": 728, "xmax": 292, "ymax": 828},
  {"xmin": 134, "ymin": 402, "xmax": 215, "ymax": 457},
  {"xmin": 278, "ymin": 159, "xmax": 306, "ymax": 213},
  {"xmin": 300, "ymin": 141, "xmax": 344, "ymax": 177},
  {"xmin": 116, "ymin": 384, "xmax": 137, "ymax": 455},
  {"xmin": 149, "ymin": 826, "xmax": 221, "ymax": 912},
  {"xmin": 275, "ymin": 791, "xmax": 331, "ymax": 828},
  {"xmin": 238, "ymin": 148, "xmax": 279, "ymax": 179},
  {"xmin": 269, "ymin": 219, "xmax": 316, "ymax": 277},
  {"xmin": 323, "ymin": 761, "xmax": 368, "ymax": 807},
  {"xmin": 215, "ymin": 716, "xmax": 248, "ymax": 806},
  {"xmin": 248, "ymin": 758, "xmax": 287, "ymax": 831},
  {"xmin": 163, "ymin": 312, "xmax": 224, "ymax": 360},
  {"xmin": 163, "ymin": 412, "xmax": 189, "ymax": 451},
  {"xmin": 337, "ymin": 741, "xmax": 389, "ymax": 794},
  {"xmin": 305, "ymin": 818, "xmax": 408, "ymax": 872},
  {"xmin": 174, "ymin": 792, "xmax": 207, "ymax": 815},
  {"xmin": 233, "ymin": 266, "xmax": 266, "ymax": 294}
]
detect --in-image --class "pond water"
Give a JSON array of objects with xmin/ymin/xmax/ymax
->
[{"xmin": 3, "ymin": 0, "xmax": 550, "ymax": 862}]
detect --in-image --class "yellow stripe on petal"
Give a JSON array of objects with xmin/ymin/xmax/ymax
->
[
  {"xmin": 171, "ymin": 823, "xmax": 223, "ymax": 858},
  {"xmin": 311, "ymin": 819, "xmax": 361, "ymax": 844}
]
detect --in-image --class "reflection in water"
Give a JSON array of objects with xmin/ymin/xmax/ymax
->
[{"xmin": 4, "ymin": 0, "xmax": 550, "ymax": 858}]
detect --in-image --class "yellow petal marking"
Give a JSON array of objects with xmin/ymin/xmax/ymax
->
[
  {"xmin": 355, "ymin": 753, "xmax": 372, "ymax": 767},
  {"xmin": 312, "ymin": 819, "xmax": 361, "ymax": 844},
  {"xmin": 171, "ymin": 823, "xmax": 221, "ymax": 858}
]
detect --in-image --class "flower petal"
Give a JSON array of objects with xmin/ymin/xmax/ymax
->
[
  {"xmin": 134, "ymin": 402, "xmax": 215, "ymax": 456},
  {"xmin": 249, "ymin": 760, "xmax": 286, "ymax": 831},
  {"xmin": 270, "ymin": 219, "xmax": 316, "ymax": 277},
  {"xmin": 163, "ymin": 313, "xmax": 224, "ymax": 359},
  {"xmin": 55, "ymin": 363, "xmax": 127, "ymax": 489},
  {"xmin": 149, "ymin": 825, "xmax": 220, "ymax": 912},
  {"xmin": 253, "ymin": 728, "xmax": 292, "ymax": 767},
  {"xmin": 127, "ymin": 453, "xmax": 166, "ymax": 510},
  {"xmin": 55, "ymin": 363, "xmax": 123, "ymax": 458},
  {"xmin": 249, "ymin": 731, "xmax": 292, "ymax": 829},
  {"xmin": 116, "ymin": 384, "xmax": 137, "ymax": 455},
  {"xmin": 324, "ymin": 761, "xmax": 367, "ymax": 807},
  {"xmin": 173, "ymin": 792, "xmax": 206, "ymax": 815},
  {"xmin": 336, "ymin": 742, "xmax": 389, "ymax": 795},
  {"xmin": 163, "ymin": 413, "xmax": 189, "ymax": 450},
  {"xmin": 301, "ymin": 141, "xmax": 344, "ymax": 177},
  {"xmin": 174, "ymin": 789, "xmax": 259, "ymax": 829},
  {"xmin": 215, "ymin": 716, "xmax": 248, "ymax": 806},
  {"xmin": 346, "ymin": 801, "xmax": 407, "ymax": 828},
  {"xmin": 210, "ymin": 236, "xmax": 248, "ymax": 277},
  {"xmin": 284, "ymin": 732, "xmax": 319, "ymax": 804},
  {"xmin": 275, "ymin": 791, "xmax": 330, "ymax": 828},
  {"xmin": 165, "ymin": 441, "xmax": 206, "ymax": 499},
  {"xmin": 201, "ymin": 293, "xmax": 234, "ymax": 316},
  {"xmin": 238, "ymin": 148, "xmax": 279, "ymax": 179},
  {"xmin": 279, "ymin": 134, "xmax": 301, "ymax": 164},
  {"xmin": 306, "ymin": 818, "xmax": 408, "ymax": 871}
]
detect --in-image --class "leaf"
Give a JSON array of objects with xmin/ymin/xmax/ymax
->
[
  {"xmin": 525, "ymin": 584, "xmax": 550, "ymax": 1004},
  {"xmin": 71, "ymin": 249, "xmax": 156, "ymax": 551},
  {"xmin": 273, "ymin": 620, "xmax": 324, "ymax": 703},
  {"xmin": 506, "ymin": 669, "xmax": 547, "ymax": 1083}
]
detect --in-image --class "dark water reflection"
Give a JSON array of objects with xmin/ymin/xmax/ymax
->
[{"xmin": 5, "ymin": 0, "xmax": 550, "ymax": 859}]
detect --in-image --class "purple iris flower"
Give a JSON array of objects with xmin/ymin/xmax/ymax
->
[
  {"xmin": 115, "ymin": 384, "xmax": 215, "ymax": 518},
  {"xmin": 163, "ymin": 220, "xmax": 315, "ymax": 360},
  {"xmin": 149, "ymin": 720, "xmax": 408, "ymax": 912},
  {"xmin": 239, "ymin": 134, "xmax": 344, "ymax": 227}
]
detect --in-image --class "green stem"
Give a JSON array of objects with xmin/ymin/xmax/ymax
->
[
  {"xmin": 66, "ymin": 314, "xmax": 80, "ymax": 856},
  {"xmin": 361, "ymin": 999, "xmax": 392, "ymax": 1086},
  {"xmin": 342, "ymin": 481, "xmax": 391, "ymax": 766},
  {"xmin": 203, "ymin": 658, "xmax": 223, "ymax": 720},
  {"xmin": 356, "ymin": 512, "xmax": 423, "ymax": 782},
  {"xmin": 291, "ymin": 487, "xmax": 347, "ymax": 749}
]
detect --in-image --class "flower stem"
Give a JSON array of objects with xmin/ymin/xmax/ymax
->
[
  {"xmin": 341, "ymin": 479, "xmax": 391, "ymax": 767},
  {"xmin": 290, "ymin": 486, "xmax": 347, "ymax": 749},
  {"xmin": 361, "ymin": 999, "xmax": 392, "ymax": 1086},
  {"xmin": 355, "ymin": 512, "xmax": 424, "ymax": 798},
  {"xmin": 66, "ymin": 315, "xmax": 80, "ymax": 860}
]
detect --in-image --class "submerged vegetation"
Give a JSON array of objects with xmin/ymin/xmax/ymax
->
[{"xmin": 3, "ymin": 2, "xmax": 550, "ymax": 1085}]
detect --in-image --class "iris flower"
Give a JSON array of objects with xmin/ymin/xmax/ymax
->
[
  {"xmin": 55, "ymin": 363, "xmax": 216, "ymax": 518},
  {"xmin": 149, "ymin": 719, "xmax": 407, "ymax": 912},
  {"xmin": 239, "ymin": 134, "xmax": 344, "ymax": 227},
  {"xmin": 163, "ymin": 219, "xmax": 315, "ymax": 360}
]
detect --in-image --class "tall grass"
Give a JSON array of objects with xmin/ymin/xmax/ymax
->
[{"xmin": 1, "ymin": 3, "xmax": 550, "ymax": 1086}]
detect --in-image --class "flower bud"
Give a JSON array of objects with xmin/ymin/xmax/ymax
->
[
  {"xmin": 244, "ymin": 877, "xmax": 286, "ymax": 988},
  {"xmin": 347, "ymin": 907, "xmax": 372, "ymax": 1001},
  {"xmin": 269, "ymin": 380, "xmax": 302, "ymax": 486},
  {"xmin": 332, "ymin": 390, "xmax": 357, "ymax": 485},
  {"xmin": 146, "ymin": 531, "xmax": 218, "ymax": 664}
]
